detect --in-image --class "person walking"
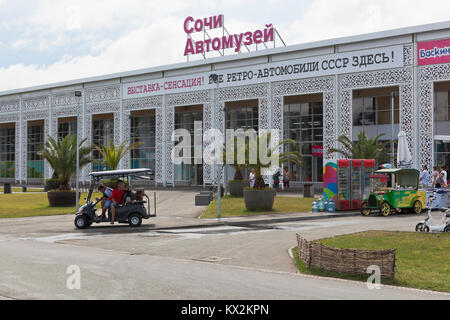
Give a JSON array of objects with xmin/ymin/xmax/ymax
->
[
  {"xmin": 440, "ymin": 166, "xmax": 448, "ymax": 186},
  {"xmin": 249, "ymin": 169, "xmax": 256, "ymax": 189},
  {"xmin": 283, "ymin": 167, "xmax": 291, "ymax": 190},
  {"xmin": 419, "ymin": 165, "xmax": 430, "ymax": 190},
  {"xmin": 273, "ymin": 169, "xmax": 281, "ymax": 192},
  {"xmin": 435, "ymin": 172, "xmax": 448, "ymax": 188},
  {"xmin": 432, "ymin": 166, "xmax": 440, "ymax": 188}
]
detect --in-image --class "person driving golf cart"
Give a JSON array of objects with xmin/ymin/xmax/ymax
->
[
  {"xmin": 74, "ymin": 169, "xmax": 154, "ymax": 229},
  {"xmin": 109, "ymin": 180, "xmax": 130, "ymax": 225}
]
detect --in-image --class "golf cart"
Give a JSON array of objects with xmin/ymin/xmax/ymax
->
[
  {"xmin": 74, "ymin": 169, "xmax": 155, "ymax": 229},
  {"xmin": 361, "ymin": 168, "xmax": 427, "ymax": 216}
]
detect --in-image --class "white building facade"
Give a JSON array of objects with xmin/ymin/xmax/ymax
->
[{"xmin": 0, "ymin": 21, "xmax": 449, "ymax": 190}]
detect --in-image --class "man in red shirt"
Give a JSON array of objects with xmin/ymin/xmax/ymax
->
[{"xmin": 109, "ymin": 180, "xmax": 127, "ymax": 225}]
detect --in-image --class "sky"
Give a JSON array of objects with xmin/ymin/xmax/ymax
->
[{"xmin": 0, "ymin": 0, "xmax": 449, "ymax": 92}]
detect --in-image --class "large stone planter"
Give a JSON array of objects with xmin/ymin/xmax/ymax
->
[
  {"xmin": 244, "ymin": 189, "xmax": 276, "ymax": 211},
  {"xmin": 47, "ymin": 191, "xmax": 77, "ymax": 207},
  {"xmin": 229, "ymin": 180, "xmax": 249, "ymax": 197}
]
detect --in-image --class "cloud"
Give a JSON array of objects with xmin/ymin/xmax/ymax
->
[
  {"xmin": 11, "ymin": 38, "xmax": 32, "ymax": 50},
  {"xmin": 279, "ymin": 0, "xmax": 450, "ymax": 45},
  {"xmin": 1, "ymin": 0, "xmax": 450, "ymax": 92}
]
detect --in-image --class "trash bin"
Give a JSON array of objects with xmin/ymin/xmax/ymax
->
[
  {"xmin": 303, "ymin": 184, "xmax": 314, "ymax": 198},
  {"xmin": 4, "ymin": 183, "xmax": 12, "ymax": 194},
  {"xmin": 22, "ymin": 186, "xmax": 27, "ymax": 193}
]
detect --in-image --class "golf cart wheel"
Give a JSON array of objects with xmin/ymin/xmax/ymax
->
[
  {"xmin": 381, "ymin": 202, "xmax": 392, "ymax": 217},
  {"xmin": 128, "ymin": 214, "xmax": 142, "ymax": 228},
  {"xmin": 75, "ymin": 215, "xmax": 89, "ymax": 229},
  {"xmin": 415, "ymin": 223, "xmax": 424, "ymax": 232},
  {"xmin": 361, "ymin": 202, "xmax": 371, "ymax": 216},
  {"xmin": 444, "ymin": 226, "xmax": 450, "ymax": 233},
  {"xmin": 413, "ymin": 201, "xmax": 423, "ymax": 214}
]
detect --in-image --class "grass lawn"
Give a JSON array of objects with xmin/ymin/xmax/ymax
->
[
  {"xmin": 0, "ymin": 187, "xmax": 44, "ymax": 193},
  {"xmin": 200, "ymin": 195, "xmax": 316, "ymax": 219},
  {"xmin": 0, "ymin": 192, "xmax": 102, "ymax": 219},
  {"xmin": 292, "ymin": 231, "xmax": 450, "ymax": 293}
]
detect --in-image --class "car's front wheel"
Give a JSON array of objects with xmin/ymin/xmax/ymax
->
[
  {"xmin": 381, "ymin": 202, "xmax": 392, "ymax": 217},
  {"xmin": 128, "ymin": 214, "xmax": 143, "ymax": 227},
  {"xmin": 361, "ymin": 202, "xmax": 371, "ymax": 216},
  {"xmin": 75, "ymin": 215, "xmax": 89, "ymax": 229}
]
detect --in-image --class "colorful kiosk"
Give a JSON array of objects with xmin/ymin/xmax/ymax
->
[{"xmin": 324, "ymin": 159, "xmax": 376, "ymax": 211}]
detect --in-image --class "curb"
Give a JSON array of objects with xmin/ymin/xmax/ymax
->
[{"xmin": 152, "ymin": 212, "xmax": 360, "ymax": 231}]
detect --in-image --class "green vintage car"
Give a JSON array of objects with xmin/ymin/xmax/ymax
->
[{"xmin": 361, "ymin": 168, "xmax": 427, "ymax": 217}]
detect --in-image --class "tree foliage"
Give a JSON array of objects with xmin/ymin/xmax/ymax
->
[
  {"xmin": 327, "ymin": 131, "xmax": 391, "ymax": 164},
  {"xmin": 94, "ymin": 139, "xmax": 143, "ymax": 171},
  {"xmin": 39, "ymin": 135, "xmax": 92, "ymax": 190},
  {"xmin": 223, "ymin": 132, "xmax": 303, "ymax": 189}
]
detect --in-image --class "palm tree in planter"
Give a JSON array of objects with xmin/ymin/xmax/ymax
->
[
  {"xmin": 327, "ymin": 131, "xmax": 392, "ymax": 165},
  {"xmin": 242, "ymin": 132, "xmax": 303, "ymax": 211},
  {"xmin": 223, "ymin": 136, "xmax": 250, "ymax": 197},
  {"xmin": 94, "ymin": 139, "xmax": 142, "ymax": 187},
  {"xmin": 39, "ymin": 135, "xmax": 92, "ymax": 207}
]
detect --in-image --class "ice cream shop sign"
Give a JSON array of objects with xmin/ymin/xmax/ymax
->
[{"xmin": 183, "ymin": 14, "xmax": 276, "ymax": 57}]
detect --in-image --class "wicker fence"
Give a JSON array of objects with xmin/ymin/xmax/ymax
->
[{"xmin": 296, "ymin": 234, "xmax": 397, "ymax": 278}]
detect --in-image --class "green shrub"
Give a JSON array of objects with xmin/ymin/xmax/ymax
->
[{"xmin": 45, "ymin": 178, "xmax": 60, "ymax": 191}]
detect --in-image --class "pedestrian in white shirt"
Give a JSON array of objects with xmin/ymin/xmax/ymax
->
[
  {"xmin": 440, "ymin": 166, "xmax": 448, "ymax": 186},
  {"xmin": 419, "ymin": 165, "xmax": 430, "ymax": 189}
]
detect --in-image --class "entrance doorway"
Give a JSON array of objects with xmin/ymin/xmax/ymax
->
[
  {"xmin": 174, "ymin": 105, "xmax": 203, "ymax": 186},
  {"xmin": 283, "ymin": 94, "xmax": 324, "ymax": 184}
]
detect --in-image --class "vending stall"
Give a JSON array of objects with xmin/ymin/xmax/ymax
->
[{"xmin": 324, "ymin": 159, "xmax": 376, "ymax": 211}]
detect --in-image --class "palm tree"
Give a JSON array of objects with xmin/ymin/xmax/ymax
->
[
  {"xmin": 39, "ymin": 135, "xmax": 92, "ymax": 191},
  {"xmin": 327, "ymin": 131, "xmax": 391, "ymax": 164},
  {"xmin": 243, "ymin": 132, "xmax": 303, "ymax": 189},
  {"xmin": 222, "ymin": 136, "xmax": 247, "ymax": 181},
  {"xmin": 94, "ymin": 139, "xmax": 143, "ymax": 171}
]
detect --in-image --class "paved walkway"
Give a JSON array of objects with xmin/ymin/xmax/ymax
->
[{"xmin": 0, "ymin": 190, "xmax": 355, "ymax": 237}]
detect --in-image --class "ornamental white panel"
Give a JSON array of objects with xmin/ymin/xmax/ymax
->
[
  {"xmin": 419, "ymin": 63, "xmax": 450, "ymax": 175},
  {"xmin": 86, "ymin": 85, "xmax": 120, "ymax": 103},
  {"xmin": 272, "ymin": 76, "xmax": 336, "ymax": 160},
  {"xmin": 166, "ymin": 91, "xmax": 212, "ymax": 184},
  {"xmin": 22, "ymin": 96, "xmax": 49, "ymax": 111},
  {"xmin": 0, "ymin": 99, "xmax": 19, "ymax": 113},
  {"xmin": 340, "ymin": 68, "xmax": 414, "ymax": 165}
]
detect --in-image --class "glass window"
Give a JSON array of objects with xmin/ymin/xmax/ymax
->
[
  {"xmin": 284, "ymin": 99, "xmax": 323, "ymax": 183},
  {"xmin": 435, "ymin": 141, "xmax": 450, "ymax": 184},
  {"xmin": 92, "ymin": 118, "xmax": 114, "ymax": 172},
  {"xmin": 58, "ymin": 120, "xmax": 77, "ymax": 139},
  {"xmin": 27, "ymin": 124, "xmax": 44, "ymax": 179},
  {"xmin": 174, "ymin": 108, "xmax": 203, "ymax": 185},
  {"xmin": 131, "ymin": 115, "xmax": 156, "ymax": 176},
  {"xmin": 226, "ymin": 106, "xmax": 259, "ymax": 132},
  {"xmin": 353, "ymin": 93, "xmax": 399, "ymax": 126},
  {"xmin": 435, "ymin": 91, "xmax": 450, "ymax": 121},
  {"xmin": 0, "ymin": 126, "xmax": 15, "ymax": 178}
]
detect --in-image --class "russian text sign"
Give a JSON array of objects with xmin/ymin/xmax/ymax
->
[
  {"xmin": 418, "ymin": 38, "xmax": 450, "ymax": 66},
  {"xmin": 123, "ymin": 45, "xmax": 404, "ymax": 99}
]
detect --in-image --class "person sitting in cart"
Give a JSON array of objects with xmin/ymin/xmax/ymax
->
[
  {"xmin": 109, "ymin": 180, "xmax": 128, "ymax": 225},
  {"xmin": 96, "ymin": 184, "xmax": 113, "ymax": 220}
]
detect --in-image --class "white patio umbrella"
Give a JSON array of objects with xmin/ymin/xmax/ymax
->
[{"xmin": 397, "ymin": 131, "xmax": 412, "ymax": 168}]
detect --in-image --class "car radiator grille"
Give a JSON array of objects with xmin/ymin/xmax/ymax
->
[{"xmin": 368, "ymin": 195, "xmax": 378, "ymax": 207}]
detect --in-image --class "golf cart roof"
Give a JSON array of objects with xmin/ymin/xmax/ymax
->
[
  {"xmin": 375, "ymin": 168, "xmax": 419, "ymax": 176},
  {"xmin": 89, "ymin": 169, "xmax": 153, "ymax": 178}
]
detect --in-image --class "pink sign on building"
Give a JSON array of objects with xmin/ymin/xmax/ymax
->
[{"xmin": 418, "ymin": 38, "xmax": 450, "ymax": 66}]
